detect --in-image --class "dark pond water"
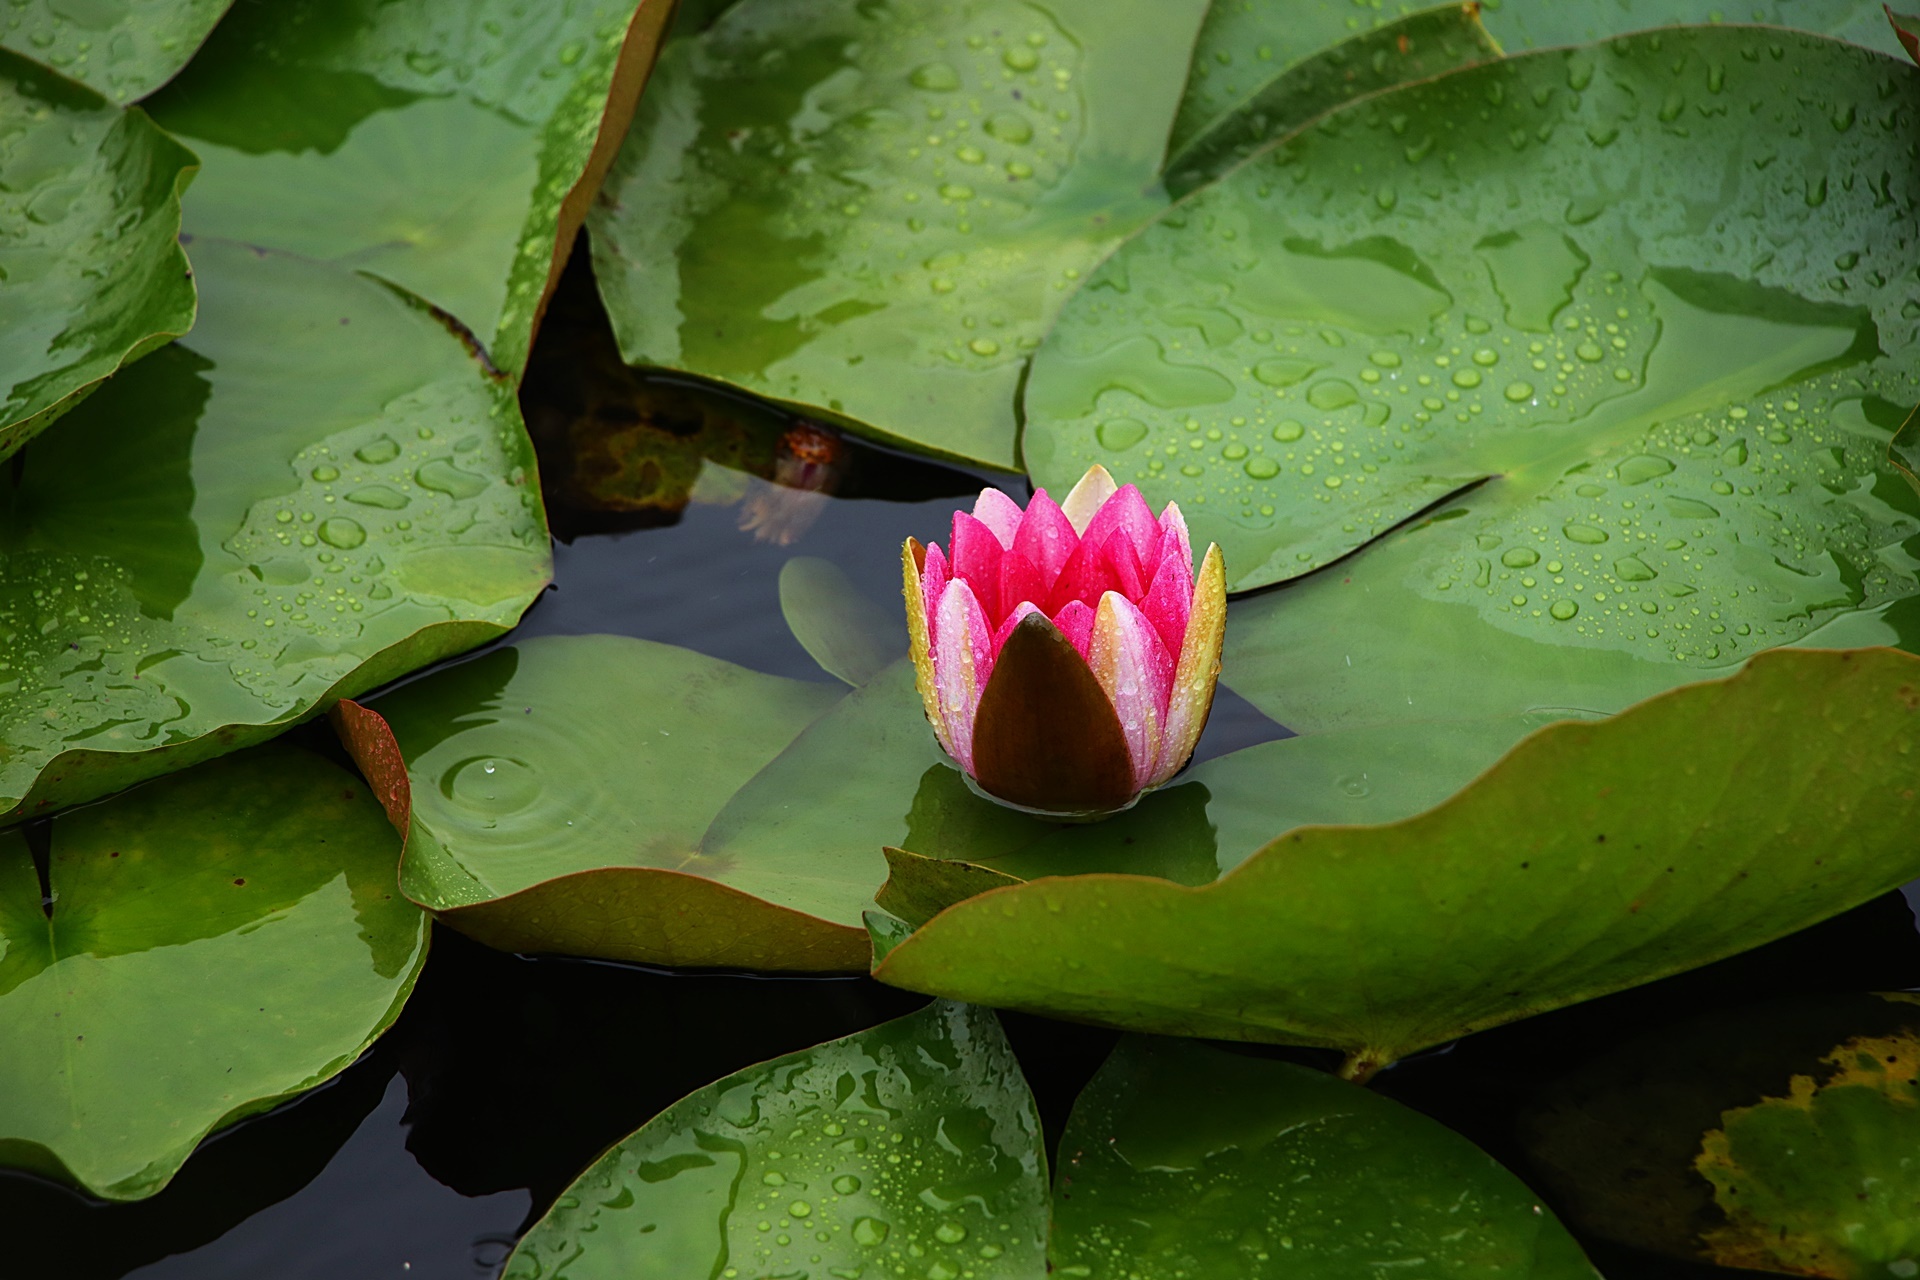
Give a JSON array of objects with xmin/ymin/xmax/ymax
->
[{"xmin": 4, "ymin": 245, "xmax": 1917, "ymax": 1278}]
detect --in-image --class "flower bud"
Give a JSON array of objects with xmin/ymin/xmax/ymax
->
[{"xmin": 903, "ymin": 464, "xmax": 1226, "ymax": 818}]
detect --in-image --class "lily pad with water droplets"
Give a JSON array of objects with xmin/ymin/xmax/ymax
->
[
  {"xmin": 502, "ymin": 1000, "xmax": 1050, "ymax": 1280},
  {"xmin": 0, "ymin": 743, "xmax": 427, "ymax": 1200},
  {"xmin": 0, "ymin": 0, "xmax": 233, "ymax": 103},
  {"xmin": 0, "ymin": 235, "xmax": 551, "ymax": 822},
  {"xmin": 0, "ymin": 51, "xmax": 197, "ymax": 461},
  {"xmin": 587, "ymin": 0, "xmax": 1213, "ymax": 471},
  {"xmin": 144, "ymin": 0, "xmax": 669, "ymax": 377},
  {"xmin": 1027, "ymin": 28, "xmax": 1920, "ymax": 605},
  {"xmin": 1051, "ymin": 1036, "xmax": 1600, "ymax": 1279},
  {"xmin": 870, "ymin": 647, "xmax": 1920, "ymax": 1067}
]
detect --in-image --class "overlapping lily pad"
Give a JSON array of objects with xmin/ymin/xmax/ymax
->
[
  {"xmin": 144, "ymin": 0, "xmax": 669, "ymax": 376},
  {"xmin": 0, "ymin": 236, "xmax": 550, "ymax": 821},
  {"xmin": 1027, "ymin": 28, "xmax": 1920, "ymax": 607},
  {"xmin": 1052, "ymin": 1037, "xmax": 1599, "ymax": 1278},
  {"xmin": 0, "ymin": 743, "xmax": 427, "ymax": 1200},
  {"xmin": 503, "ymin": 1001, "xmax": 1050, "ymax": 1280},
  {"xmin": 352, "ymin": 633, "xmax": 868, "ymax": 970},
  {"xmin": 0, "ymin": 0, "xmax": 233, "ymax": 102},
  {"xmin": 870, "ymin": 648, "xmax": 1920, "ymax": 1070},
  {"xmin": 0, "ymin": 50, "xmax": 197, "ymax": 461},
  {"xmin": 505, "ymin": 1006, "xmax": 1597, "ymax": 1278}
]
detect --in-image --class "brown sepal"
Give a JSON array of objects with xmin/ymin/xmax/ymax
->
[{"xmin": 971, "ymin": 612, "xmax": 1135, "ymax": 814}]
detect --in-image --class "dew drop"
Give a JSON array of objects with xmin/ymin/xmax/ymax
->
[
  {"xmin": 1563, "ymin": 523, "xmax": 1609, "ymax": 544},
  {"xmin": 911, "ymin": 62, "xmax": 960, "ymax": 91},
  {"xmin": 1451, "ymin": 369, "xmax": 1482, "ymax": 389},
  {"xmin": 935, "ymin": 1223, "xmax": 968, "ymax": 1244},
  {"xmin": 1550, "ymin": 599, "xmax": 1579, "ymax": 620},
  {"xmin": 832, "ymin": 1175, "xmax": 861, "ymax": 1195},
  {"xmin": 853, "ymin": 1217, "xmax": 891, "ymax": 1246},
  {"xmin": 1501, "ymin": 546, "xmax": 1539, "ymax": 568},
  {"xmin": 317, "ymin": 518, "xmax": 366, "ymax": 550},
  {"xmin": 1272, "ymin": 420, "xmax": 1304, "ymax": 442},
  {"xmin": 1244, "ymin": 456, "xmax": 1280, "ymax": 480},
  {"xmin": 1003, "ymin": 46, "xmax": 1038, "ymax": 71},
  {"xmin": 356, "ymin": 436, "xmax": 401, "ymax": 464},
  {"xmin": 1503, "ymin": 381, "xmax": 1534, "ymax": 402},
  {"xmin": 1097, "ymin": 417, "xmax": 1147, "ymax": 451},
  {"xmin": 311, "ymin": 465, "xmax": 340, "ymax": 483}
]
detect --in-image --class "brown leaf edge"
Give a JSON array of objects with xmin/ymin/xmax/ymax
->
[
  {"xmin": 1889, "ymin": 5, "xmax": 1920, "ymax": 67},
  {"xmin": 328, "ymin": 696, "xmax": 870, "ymax": 973}
]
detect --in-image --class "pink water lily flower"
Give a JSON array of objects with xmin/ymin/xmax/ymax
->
[{"xmin": 902, "ymin": 464, "xmax": 1226, "ymax": 817}]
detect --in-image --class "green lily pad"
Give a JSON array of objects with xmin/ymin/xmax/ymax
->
[
  {"xmin": 587, "ymin": 0, "xmax": 1213, "ymax": 470},
  {"xmin": 0, "ymin": 743, "xmax": 427, "ymax": 1201},
  {"xmin": 0, "ymin": 0, "xmax": 232, "ymax": 102},
  {"xmin": 870, "ymin": 647, "xmax": 1920, "ymax": 1069},
  {"xmin": 355, "ymin": 633, "xmax": 859, "ymax": 970},
  {"xmin": 0, "ymin": 235, "xmax": 551, "ymax": 822},
  {"xmin": 1165, "ymin": 3, "xmax": 1499, "ymax": 198},
  {"xmin": 502, "ymin": 1000, "xmax": 1050, "ymax": 1280},
  {"xmin": 1052, "ymin": 1036, "xmax": 1600, "ymax": 1279},
  {"xmin": 1481, "ymin": 0, "xmax": 1902, "ymax": 56},
  {"xmin": 0, "ymin": 50, "xmax": 197, "ymax": 461},
  {"xmin": 1026, "ymin": 28, "xmax": 1920, "ymax": 598},
  {"xmin": 144, "ymin": 0, "xmax": 670, "ymax": 376},
  {"xmin": 1520, "ymin": 992, "xmax": 1920, "ymax": 1275}
]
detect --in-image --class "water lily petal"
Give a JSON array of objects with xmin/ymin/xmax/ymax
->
[
  {"xmin": 950, "ymin": 511, "xmax": 1006, "ymax": 624},
  {"xmin": 972, "ymin": 487, "xmax": 1025, "ymax": 548},
  {"xmin": 989, "ymin": 601, "xmax": 1042, "ymax": 660},
  {"xmin": 1158, "ymin": 501, "xmax": 1192, "ymax": 576},
  {"xmin": 902, "ymin": 539, "xmax": 951, "ymax": 758},
  {"xmin": 1060, "ymin": 463, "xmax": 1119, "ymax": 535},
  {"xmin": 1140, "ymin": 546, "xmax": 1193, "ymax": 661},
  {"xmin": 1090, "ymin": 591, "xmax": 1175, "ymax": 791},
  {"xmin": 934, "ymin": 577, "xmax": 993, "ymax": 773},
  {"xmin": 1097, "ymin": 526, "xmax": 1148, "ymax": 601},
  {"xmin": 1150, "ymin": 542, "xmax": 1226, "ymax": 787},
  {"xmin": 1051, "ymin": 598, "xmax": 1096, "ymax": 660},
  {"xmin": 1009, "ymin": 488, "xmax": 1078, "ymax": 598},
  {"xmin": 1078, "ymin": 483, "xmax": 1163, "ymax": 569}
]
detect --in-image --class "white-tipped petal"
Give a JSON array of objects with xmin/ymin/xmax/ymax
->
[
  {"xmin": 1060, "ymin": 464, "xmax": 1120, "ymax": 536},
  {"xmin": 972, "ymin": 488, "xmax": 1024, "ymax": 548},
  {"xmin": 1089, "ymin": 591, "xmax": 1171, "ymax": 792},
  {"xmin": 933, "ymin": 578, "xmax": 992, "ymax": 773},
  {"xmin": 1150, "ymin": 542, "xmax": 1225, "ymax": 787}
]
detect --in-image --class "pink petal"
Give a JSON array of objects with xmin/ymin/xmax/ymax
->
[
  {"xmin": 1088, "ymin": 591, "xmax": 1175, "ymax": 790},
  {"xmin": 1097, "ymin": 527, "xmax": 1148, "ymax": 601},
  {"xmin": 949, "ymin": 512, "xmax": 1005, "ymax": 624},
  {"xmin": 1078, "ymin": 484, "xmax": 1163, "ymax": 570},
  {"xmin": 1046, "ymin": 527, "xmax": 1125, "ymax": 615},
  {"xmin": 972, "ymin": 488, "xmax": 1024, "ymax": 548},
  {"xmin": 1158, "ymin": 501, "xmax": 1192, "ymax": 574},
  {"xmin": 933, "ymin": 577, "xmax": 993, "ymax": 773},
  {"xmin": 1140, "ymin": 546, "xmax": 1193, "ymax": 659},
  {"xmin": 1008, "ymin": 489, "xmax": 1078, "ymax": 601},
  {"xmin": 989, "ymin": 601, "xmax": 1041, "ymax": 661},
  {"xmin": 1000, "ymin": 549, "xmax": 1051, "ymax": 621},
  {"xmin": 1050, "ymin": 599, "xmax": 1096, "ymax": 659}
]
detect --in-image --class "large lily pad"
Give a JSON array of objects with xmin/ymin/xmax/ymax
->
[
  {"xmin": 0, "ymin": 235, "xmax": 550, "ymax": 822},
  {"xmin": 0, "ymin": 0, "xmax": 232, "ymax": 102},
  {"xmin": 354, "ymin": 633, "xmax": 866, "ymax": 971},
  {"xmin": 0, "ymin": 743, "xmax": 427, "ymax": 1201},
  {"xmin": 1052, "ymin": 1036, "xmax": 1599, "ymax": 1278},
  {"xmin": 870, "ymin": 647, "xmax": 1920, "ymax": 1070},
  {"xmin": 503, "ymin": 1000, "xmax": 1049, "ymax": 1280},
  {"xmin": 0, "ymin": 50, "xmax": 197, "ymax": 461},
  {"xmin": 1164, "ymin": 3, "xmax": 1498, "ymax": 198},
  {"xmin": 587, "ymin": 0, "xmax": 1213, "ymax": 470},
  {"xmin": 1026, "ymin": 28, "xmax": 1920, "ymax": 601},
  {"xmin": 144, "ymin": 0, "xmax": 669, "ymax": 376}
]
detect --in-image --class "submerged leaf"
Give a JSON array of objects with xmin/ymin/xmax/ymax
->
[
  {"xmin": 0, "ymin": 52, "xmax": 197, "ymax": 460},
  {"xmin": 502, "ymin": 1001, "xmax": 1049, "ymax": 1280},
  {"xmin": 871, "ymin": 648, "xmax": 1920, "ymax": 1063},
  {"xmin": 1053, "ymin": 1037, "xmax": 1600, "ymax": 1278},
  {"xmin": 779, "ymin": 555, "xmax": 902, "ymax": 686},
  {"xmin": 0, "ymin": 744, "xmax": 427, "ymax": 1200}
]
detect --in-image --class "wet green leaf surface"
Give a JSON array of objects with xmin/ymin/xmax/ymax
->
[
  {"xmin": 1051, "ymin": 1037, "xmax": 1599, "ymax": 1279},
  {"xmin": 588, "ymin": 0, "xmax": 1211, "ymax": 470},
  {"xmin": 0, "ymin": 236, "xmax": 550, "ymax": 820},
  {"xmin": 1028, "ymin": 29, "xmax": 1920, "ymax": 601},
  {"xmin": 872, "ymin": 648, "xmax": 1920, "ymax": 1063},
  {"xmin": 1480, "ymin": 0, "xmax": 1900, "ymax": 56},
  {"xmin": 0, "ymin": 51, "xmax": 196, "ymax": 460},
  {"xmin": 144, "ymin": 0, "xmax": 661, "ymax": 376},
  {"xmin": 1165, "ymin": 3, "xmax": 1498, "ymax": 198},
  {"xmin": 368, "ymin": 633, "xmax": 857, "ymax": 969},
  {"xmin": 503, "ymin": 1000, "xmax": 1049, "ymax": 1280},
  {"xmin": 0, "ymin": 0, "xmax": 232, "ymax": 102},
  {"xmin": 0, "ymin": 744, "xmax": 427, "ymax": 1200}
]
